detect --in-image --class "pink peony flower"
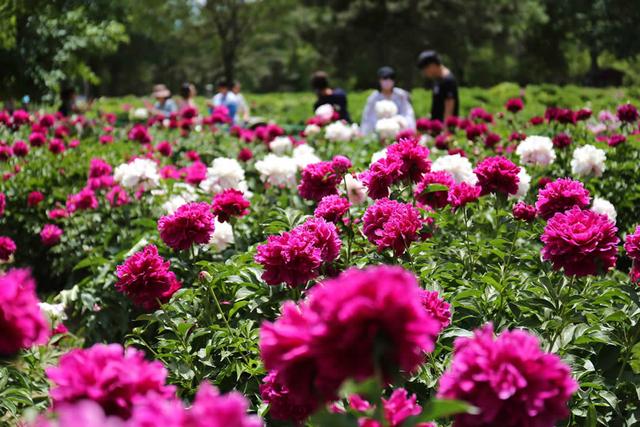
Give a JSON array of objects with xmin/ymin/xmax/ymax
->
[
  {"xmin": 382, "ymin": 388, "xmax": 427, "ymax": 427},
  {"xmin": 447, "ymin": 182, "xmax": 481, "ymax": 211},
  {"xmin": 438, "ymin": 323, "xmax": 577, "ymax": 427},
  {"xmin": 158, "ymin": 202, "xmax": 215, "ymax": 251},
  {"xmin": 484, "ymin": 132, "xmax": 501, "ymax": 148},
  {"xmin": 360, "ymin": 156, "xmax": 403, "ymax": 199},
  {"xmin": 48, "ymin": 138, "xmax": 66, "ymax": 154},
  {"xmin": 505, "ymin": 98, "xmax": 524, "ymax": 113},
  {"xmin": 0, "ymin": 192, "xmax": 5, "ymax": 216},
  {"xmin": 576, "ymin": 108, "xmax": 592, "ymax": 121},
  {"xmin": 29, "ymin": 132, "xmax": 47, "ymax": 147},
  {"xmin": 473, "ymin": 156, "xmax": 520, "ymax": 196},
  {"xmin": 298, "ymin": 161, "xmax": 343, "ymax": 201},
  {"xmin": 128, "ymin": 124, "xmax": 152, "ymax": 143},
  {"xmin": 211, "ymin": 189, "xmax": 250, "ymax": 222},
  {"xmin": 0, "ymin": 268, "xmax": 49, "ymax": 355},
  {"xmin": 46, "ymin": 343, "xmax": 175, "ymax": 419},
  {"xmin": 115, "ymin": 244, "xmax": 182, "ymax": 310},
  {"xmin": 260, "ymin": 371, "xmax": 315, "ymax": 422},
  {"xmin": 541, "ymin": 206, "xmax": 619, "ymax": 276},
  {"xmin": 362, "ymin": 198, "xmax": 422, "ymax": 255},
  {"xmin": 415, "ymin": 170, "xmax": 455, "ymax": 209},
  {"xmin": 27, "ymin": 191, "xmax": 45, "ymax": 207},
  {"xmin": 185, "ymin": 382, "xmax": 262, "ymax": 427},
  {"xmin": 297, "ymin": 218, "xmax": 341, "ymax": 263},
  {"xmin": 12, "ymin": 140, "xmax": 29, "ymax": 157},
  {"xmin": 608, "ymin": 134, "xmax": 626, "ymax": 147},
  {"xmin": 40, "ymin": 224, "xmax": 63, "ymax": 247},
  {"xmin": 535, "ymin": 178, "xmax": 590, "ymax": 220},
  {"xmin": 238, "ymin": 147, "xmax": 253, "ymax": 162},
  {"xmin": 99, "ymin": 135, "xmax": 114, "ymax": 145},
  {"xmin": 421, "ymin": 290, "xmax": 451, "ymax": 333},
  {"xmin": 48, "ymin": 208, "xmax": 68, "ymax": 220},
  {"xmin": 66, "ymin": 187, "xmax": 98, "ymax": 213},
  {"xmin": 30, "ymin": 400, "xmax": 126, "ymax": 427},
  {"xmin": 260, "ymin": 266, "xmax": 439, "ymax": 411},
  {"xmin": 106, "ymin": 186, "xmax": 130, "ymax": 207},
  {"xmin": 512, "ymin": 201, "xmax": 536, "ymax": 222},
  {"xmin": 552, "ymin": 133, "xmax": 572, "ymax": 149},
  {"xmin": 331, "ymin": 155, "xmax": 353, "ymax": 173},
  {"xmin": 0, "ymin": 236, "xmax": 17, "ymax": 260},
  {"xmin": 183, "ymin": 161, "xmax": 207, "ymax": 185},
  {"xmin": 624, "ymin": 225, "xmax": 640, "ymax": 260},
  {"xmin": 0, "ymin": 144, "xmax": 12, "ymax": 161},
  {"xmin": 156, "ymin": 141, "xmax": 173, "ymax": 157},
  {"xmin": 314, "ymin": 195, "xmax": 351, "ymax": 223},
  {"xmin": 617, "ymin": 103, "xmax": 639, "ymax": 123},
  {"xmin": 386, "ymin": 137, "xmax": 431, "ymax": 183}
]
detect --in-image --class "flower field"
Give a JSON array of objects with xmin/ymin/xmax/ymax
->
[{"xmin": 1, "ymin": 86, "xmax": 640, "ymax": 427}]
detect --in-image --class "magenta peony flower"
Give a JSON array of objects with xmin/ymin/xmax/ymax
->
[
  {"xmin": 27, "ymin": 191, "xmax": 45, "ymax": 207},
  {"xmin": 484, "ymin": 132, "xmax": 501, "ymax": 148},
  {"xmin": 29, "ymin": 132, "xmax": 47, "ymax": 147},
  {"xmin": 438, "ymin": 323, "xmax": 577, "ymax": 427},
  {"xmin": 238, "ymin": 147, "xmax": 253, "ymax": 162},
  {"xmin": 0, "ymin": 268, "xmax": 49, "ymax": 355},
  {"xmin": 99, "ymin": 134, "xmax": 114, "ymax": 145},
  {"xmin": 88, "ymin": 158, "xmax": 112, "ymax": 179},
  {"xmin": 183, "ymin": 160, "xmax": 207, "ymax": 185},
  {"xmin": 535, "ymin": 178, "xmax": 590, "ymax": 220},
  {"xmin": 186, "ymin": 382, "xmax": 262, "ymax": 427},
  {"xmin": 415, "ymin": 170, "xmax": 455, "ymax": 209},
  {"xmin": 156, "ymin": 141, "xmax": 173, "ymax": 157},
  {"xmin": 360, "ymin": 156, "xmax": 403, "ymax": 199},
  {"xmin": 473, "ymin": 156, "xmax": 520, "ymax": 196},
  {"xmin": 48, "ymin": 138, "xmax": 66, "ymax": 154},
  {"xmin": 505, "ymin": 98, "xmax": 524, "ymax": 113},
  {"xmin": 608, "ymin": 134, "xmax": 626, "ymax": 147},
  {"xmin": 617, "ymin": 103, "xmax": 639, "ymax": 123},
  {"xmin": 128, "ymin": 124, "xmax": 152, "ymax": 143},
  {"xmin": 624, "ymin": 225, "xmax": 640, "ymax": 260},
  {"xmin": 386, "ymin": 137, "xmax": 431, "ymax": 183},
  {"xmin": 255, "ymin": 229, "xmax": 323, "ymax": 287},
  {"xmin": 115, "ymin": 244, "xmax": 182, "ymax": 310},
  {"xmin": 41, "ymin": 224, "xmax": 63, "ymax": 246},
  {"xmin": 382, "ymin": 388, "xmax": 425, "ymax": 427},
  {"xmin": 314, "ymin": 195, "xmax": 351, "ymax": 223},
  {"xmin": 556, "ymin": 108, "xmax": 576, "ymax": 125},
  {"xmin": 211, "ymin": 189, "xmax": 250, "ymax": 222},
  {"xmin": 260, "ymin": 266, "xmax": 440, "ymax": 411},
  {"xmin": 541, "ymin": 206, "xmax": 619, "ymax": 276},
  {"xmin": 0, "ymin": 192, "xmax": 5, "ymax": 216},
  {"xmin": 158, "ymin": 202, "xmax": 215, "ymax": 251},
  {"xmin": 576, "ymin": 108, "xmax": 592, "ymax": 121},
  {"xmin": 447, "ymin": 182, "xmax": 481, "ymax": 211},
  {"xmin": 66, "ymin": 187, "xmax": 98, "ymax": 213},
  {"xmin": 31, "ymin": 400, "xmax": 127, "ymax": 427},
  {"xmin": 0, "ymin": 144, "xmax": 12, "ymax": 161},
  {"xmin": 552, "ymin": 133, "xmax": 572, "ymax": 149},
  {"xmin": 0, "ymin": 236, "xmax": 17, "ymax": 260},
  {"xmin": 106, "ymin": 186, "xmax": 130, "ymax": 207},
  {"xmin": 362, "ymin": 198, "xmax": 422, "ymax": 255},
  {"xmin": 12, "ymin": 140, "xmax": 29, "ymax": 157},
  {"xmin": 422, "ymin": 290, "xmax": 451, "ymax": 333},
  {"xmin": 298, "ymin": 161, "xmax": 343, "ymax": 201},
  {"xmin": 46, "ymin": 343, "xmax": 175, "ymax": 419},
  {"xmin": 260, "ymin": 371, "xmax": 315, "ymax": 422},
  {"xmin": 297, "ymin": 217, "xmax": 341, "ymax": 263},
  {"xmin": 512, "ymin": 201, "xmax": 536, "ymax": 222}
]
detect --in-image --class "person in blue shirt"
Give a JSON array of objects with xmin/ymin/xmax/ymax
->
[
  {"xmin": 311, "ymin": 71, "xmax": 351, "ymax": 122},
  {"xmin": 150, "ymin": 84, "xmax": 178, "ymax": 116},
  {"xmin": 210, "ymin": 80, "xmax": 238, "ymax": 121}
]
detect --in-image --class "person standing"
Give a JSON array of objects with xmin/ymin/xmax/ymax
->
[
  {"xmin": 311, "ymin": 71, "xmax": 351, "ymax": 122},
  {"xmin": 210, "ymin": 80, "xmax": 238, "ymax": 121},
  {"xmin": 232, "ymin": 81, "xmax": 250, "ymax": 124},
  {"xmin": 417, "ymin": 50, "xmax": 459, "ymax": 121},
  {"xmin": 361, "ymin": 66, "xmax": 415, "ymax": 135}
]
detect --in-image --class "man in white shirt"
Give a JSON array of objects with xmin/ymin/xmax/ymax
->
[{"xmin": 361, "ymin": 66, "xmax": 416, "ymax": 135}]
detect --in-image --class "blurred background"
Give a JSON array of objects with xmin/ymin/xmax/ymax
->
[{"xmin": 1, "ymin": 0, "xmax": 640, "ymax": 102}]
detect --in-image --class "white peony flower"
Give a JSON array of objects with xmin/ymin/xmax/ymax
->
[
  {"xmin": 38, "ymin": 302, "xmax": 66, "ymax": 322},
  {"xmin": 162, "ymin": 184, "xmax": 198, "ymax": 214},
  {"xmin": 432, "ymin": 154, "xmax": 478, "ymax": 185},
  {"xmin": 392, "ymin": 114, "xmax": 409, "ymax": 130},
  {"xmin": 591, "ymin": 197, "xmax": 617, "ymax": 222},
  {"xmin": 344, "ymin": 173, "xmax": 367, "ymax": 205},
  {"xmin": 133, "ymin": 108, "xmax": 149, "ymax": 120},
  {"xmin": 324, "ymin": 121, "xmax": 354, "ymax": 142},
  {"xmin": 199, "ymin": 157, "xmax": 248, "ymax": 195},
  {"xmin": 293, "ymin": 144, "xmax": 321, "ymax": 169},
  {"xmin": 375, "ymin": 117, "xmax": 400, "ymax": 139},
  {"xmin": 315, "ymin": 104, "xmax": 334, "ymax": 122},
  {"xmin": 114, "ymin": 158, "xmax": 160, "ymax": 190},
  {"xmin": 512, "ymin": 168, "xmax": 531, "ymax": 199},
  {"xmin": 516, "ymin": 135, "xmax": 556, "ymax": 166},
  {"xmin": 255, "ymin": 153, "xmax": 299, "ymax": 188},
  {"xmin": 207, "ymin": 219, "xmax": 234, "ymax": 252},
  {"xmin": 370, "ymin": 148, "xmax": 388, "ymax": 164},
  {"xmin": 375, "ymin": 99, "xmax": 398, "ymax": 119},
  {"xmin": 269, "ymin": 136, "xmax": 293, "ymax": 155},
  {"xmin": 304, "ymin": 124, "xmax": 322, "ymax": 137},
  {"xmin": 571, "ymin": 144, "xmax": 606, "ymax": 177}
]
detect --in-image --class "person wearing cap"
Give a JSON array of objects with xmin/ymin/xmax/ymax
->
[
  {"xmin": 360, "ymin": 66, "xmax": 416, "ymax": 135},
  {"xmin": 311, "ymin": 71, "xmax": 351, "ymax": 122},
  {"xmin": 417, "ymin": 50, "xmax": 459, "ymax": 121},
  {"xmin": 150, "ymin": 84, "xmax": 178, "ymax": 116}
]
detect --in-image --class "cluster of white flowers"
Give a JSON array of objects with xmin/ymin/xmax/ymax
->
[
  {"xmin": 162, "ymin": 183, "xmax": 198, "ymax": 214},
  {"xmin": 375, "ymin": 100, "xmax": 398, "ymax": 119},
  {"xmin": 269, "ymin": 136, "xmax": 293, "ymax": 155},
  {"xmin": 591, "ymin": 197, "xmax": 617, "ymax": 222},
  {"xmin": 370, "ymin": 148, "xmax": 388, "ymax": 164},
  {"xmin": 344, "ymin": 173, "xmax": 367, "ymax": 205},
  {"xmin": 132, "ymin": 108, "xmax": 149, "ymax": 120},
  {"xmin": 304, "ymin": 124, "xmax": 322, "ymax": 137},
  {"xmin": 114, "ymin": 158, "xmax": 160, "ymax": 190},
  {"xmin": 513, "ymin": 168, "xmax": 532, "ymax": 199},
  {"xmin": 207, "ymin": 219, "xmax": 235, "ymax": 252},
  {"xmin": 375, "ymin": 117, "xmax": 401, "ymax": 139},
  {"xmin": 38, "ymin": 302, "xmax": 66, "ymax": 323},
  {"xmin": 516, "ymin": 136, "xmax": 556, "ymax": 166},
  {"xmin": 292, "ymin": 144, "xmax": 321, "ymax": 169},
  {"xmin": 199, "ymin": 157, "xmax": 249, "ymax": 195},
  {"xmin": 255, "ymin": 153, "xmax": 299, "ymax": 188},
  {"xmin": 325, "ymin": 121, "xmax": 356, "ymax": 142},
  {"xmin": 432, "ymin": 154, "xmax": 478, "ymax": 185},
  {"xmin": 315, "ymin": 104, "xmax": 335, "ymax": 122},
  {"xmin": 571, "ymin": 144, "xmax": 606, "ymax": 177}
]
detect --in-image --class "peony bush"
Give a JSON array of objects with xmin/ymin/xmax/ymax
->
[{"xmin": 0, "ymin": 92, "xmax": 640, "ymax": 426}]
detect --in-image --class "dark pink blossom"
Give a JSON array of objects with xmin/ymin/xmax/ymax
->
[
  {"xmin": 158, "ymin": 202, "xmax": 215, "ymax": 251},
  {"xmin": 535, "ymin": 178, "xmax": 590, "ymax": 220}
]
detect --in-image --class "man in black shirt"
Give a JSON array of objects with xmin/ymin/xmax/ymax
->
[
  {"xmin": 311, "ymin": 71, "xmax": 351, "ymax": 122},
  {"xmin": 417, "ymin": 50, "xmax": 459, "ymax": 121}
]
